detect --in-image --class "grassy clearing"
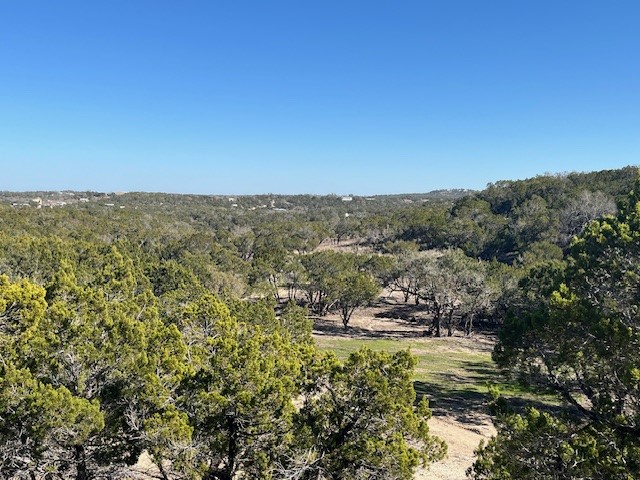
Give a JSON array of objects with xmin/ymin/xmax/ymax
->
[{"xmin": 314, "ymin": 335, "xmax": 555, "ymax": 418}]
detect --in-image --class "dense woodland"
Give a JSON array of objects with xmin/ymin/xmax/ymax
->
[{"xmin": 1, "ymin": 166, "xmax": 639, "ymax": 479}]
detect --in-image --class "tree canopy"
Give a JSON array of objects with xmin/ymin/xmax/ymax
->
[
  {"xmin": 471, "ymin": 177, "xmax": 640, "ymax": 479},
  {"xmin": 0, "ymin": 247, "xmax": 444, "ymax": 479}
]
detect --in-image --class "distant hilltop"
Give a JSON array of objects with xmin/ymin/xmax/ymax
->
[
  {"xmin": 1, "ymin": 166, "xmax": 638, "ymax": 213},
  {"xmin": 0, "ymin": 188, "xmax": 474, "ymax": 211}
]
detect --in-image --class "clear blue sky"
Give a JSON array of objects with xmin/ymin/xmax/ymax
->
[{"xmin": 1, "ymin": 1, "xmax": 639, "ymax": 194}]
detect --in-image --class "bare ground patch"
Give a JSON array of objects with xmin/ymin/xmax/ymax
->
[
  {"xmin": 312, "ymin": 292, "xmax": 496, "ymax": 350},
  {"xmin": 418, "ymin": 415, "xmax": 495, "ymax": 480}
]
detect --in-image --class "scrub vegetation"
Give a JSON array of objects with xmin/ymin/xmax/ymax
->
[{"xmin": 1, "ymin": 165, "xmax": 639, "ymax": 479}]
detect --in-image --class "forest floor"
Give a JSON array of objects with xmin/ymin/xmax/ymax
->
[{"xmin": 312, "ymin": 293, "xmax": 541, "ymax": 480}]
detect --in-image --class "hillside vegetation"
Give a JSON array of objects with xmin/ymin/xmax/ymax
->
[{"xmin": 0, "ymin": 166, "xmax": 639, "ymax": 479}]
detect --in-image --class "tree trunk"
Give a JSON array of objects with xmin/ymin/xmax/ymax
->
[
  {"xmin": 464, "ymin": 314, "xmax": 474, "ymax": 336},
  {"xmin": 433, "ymin": 312, "xmax": 442, "ymax": 337},
  {"xmin": 225, "ymin": 413, "xmax": 237, "ymax": 480},
  {"xmin": 204, "ymin": 414, "xmax": 238, "ymax": 480},
  {"xmin": 341, "ymin": 306, "xmax": 352, "ymax": 329},
  {"xmin": 75, "ymin": 445, "xmax": 90, "ymax": 480}
]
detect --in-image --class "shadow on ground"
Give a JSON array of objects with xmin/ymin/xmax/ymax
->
[
  {"xmin": 373, "ymin": 301, "xmax": 428, "ymax": 324},
  {"xmin": 415, "ymin": 381, "xmax": 491, "ymax": 426},
  {"xmin": 416, "ymin": 364, "xmax": 565, "ymax": 427},
  {"xmin": 312, "ymin": 316, "xmax": 425, "ymax": 339}
]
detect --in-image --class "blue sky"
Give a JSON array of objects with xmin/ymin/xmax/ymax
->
[{"xmin": 1, "ymin": 1, "xmax": 639, "ymax": 194}]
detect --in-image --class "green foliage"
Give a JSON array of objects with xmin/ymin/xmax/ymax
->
[
  {"xmin": 280, "ymin": 301, "xmax": 314, "ymax": 344},
  {"xmin": 229, "ymin": 296, "xmax": 313, "ymax": 344},
  {"xmin": 476, "ymin": 177, "xmax": 640, "ymax": 479},
  {"xmin": 287, "ymin": 348, "xmax": 446, "ymax": 479},
  {"xmin": 0, "ymin": 259, "xmax": 445, "ymax": 480},
  {"xmin": 0, "ymin": 256, "xmax": 190, "ymax": 478},
  {"xmin": 392, "ymin": 167, "xmax": 634, "ymax": 262},
  {"xmin": 175, "ymin": 294, "xmax": 305, "ymax": 480},
  {"xmin": 0, "ymin": 365, "xmax": 104, "ymax": 478},
  {"xmin": 299, "ymin": 251, "xmax": 382, "ymax": 322},
  {"xmin": 392, "ymin": 249, "xmax": 494, "ymax": 336},
  {"xmin": 7, "ymin": 169, "xmax": 636, "ymax": 478},
  {"xmin": 335, "ymin": 271, "xmax": 380, "ymax": 328},
  {"xmin": 470, "ymin": 407, "xmax": 640, "ymax": 480},
  {"xmin": 152, "ymin": 296, "xmax": 441, "ymax": 480}
]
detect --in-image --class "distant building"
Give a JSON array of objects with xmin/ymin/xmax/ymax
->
[{"xmin": 341, "ymin": 196, "xmax": 353, "ymax": 202}]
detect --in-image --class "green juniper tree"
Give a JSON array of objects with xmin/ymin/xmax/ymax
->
[
  {"xmin": 470, "ymin": 180, "xmax": 640, "ymax": 479},
  {"xmin": 285, "ymin": 348, "xmax": 447, "ymax": 480}
]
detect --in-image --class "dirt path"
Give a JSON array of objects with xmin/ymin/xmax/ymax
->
[{"xmin": 418, "ymin": 415, "xmax": 495, "ymax": 479}]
